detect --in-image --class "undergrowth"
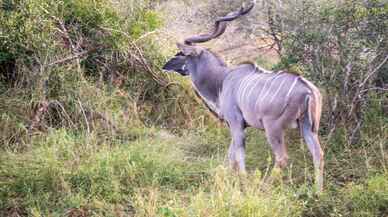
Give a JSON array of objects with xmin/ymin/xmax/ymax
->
[{"xmin": 0, "ymin": 126, "xmax": 387, "ymax": 216}]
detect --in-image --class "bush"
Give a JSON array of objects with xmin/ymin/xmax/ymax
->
[
  {"xmin": 0, "ymin": 0, "xmax": 212, "ymax": 150},
  {"xmin": 343, "ymin": 174, "xmax": 388, "ymax": 217},
  {"xmin": 261, "ymin": 0, "xmax": 387, "ymax": 144}
]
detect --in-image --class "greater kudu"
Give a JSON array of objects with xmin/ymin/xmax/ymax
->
[{"xmin": 163, "ymin": 2, "xmax": 324, "ymax": 191}]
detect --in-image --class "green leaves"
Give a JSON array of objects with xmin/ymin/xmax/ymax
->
[{"xmin": 129, "ymin": 10, "xmax": 162, "ymax": 39}]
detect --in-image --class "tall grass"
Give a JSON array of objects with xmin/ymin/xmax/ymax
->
[
  {"xmin": 0, "ymin": 128, "xmax": 214, "ymax": 216},
  {"xmin": 1, "ymin": 126, "xmax": 387, "ymax": 216}
]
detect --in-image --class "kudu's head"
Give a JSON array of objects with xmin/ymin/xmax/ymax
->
[{"xmin": 163, "ymin": 2, "xmax": 255, "ymax": 76}]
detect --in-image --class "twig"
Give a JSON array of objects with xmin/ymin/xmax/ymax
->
[
  {"xmin": 29, "ymin": 101, "xmax": 50, "ymax": 132},
  {"xmin": 99, "ymin": 26, "xmax": 168, "ymax": 86},
  {"xmin": 379, "ymin": 138, "xmax": 387, "ymax": 173},
  {"xmin": 360, "ymin": 87, "xmax": 388, "ymax": 93},
  {"xmin": 92, "ymin": 111, "xmax": 118, "ymax": 132},
  {"xmin": 50, "ymin": 100, "xmax": 75, "ymax": 128},
  {"xmin": 28, "ymin": 100, "xmax": 75, "ymax": 132},
  {"xmin": 128, "ymin": 41, "xmax": 168, "ymax": 86},
  {"xmin": 217, "ymin": 43, "xmax": 251, "ymax": 53},
  {"xmin": 348, "ymin": 54, "xmax": 388, "ymax": 117},
  {"xmin": 343, "ymin": 63, "xmax": 352, "ymax": 95},
  {"xmin": 78, "ymin": 100, "xmax": 90, "ymax": 134},
  {"xmin": 45, "ymin": 50, "xmax": 90, "ymax": 67},
  {"xmin": 52, "ymin": 16, "xmax": 77, "ymax": 52},
  {"xmin": 134, "ymin": 30, "xmax": 158, "ymax": 43},
  {"xmin": 359, "ymin": 54, "xmax": 388, "ymax": 88}
]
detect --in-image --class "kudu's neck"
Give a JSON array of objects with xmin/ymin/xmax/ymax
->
[{"xmin": 190, "ymin": 52, "xmax": 228, "ymax": 114}]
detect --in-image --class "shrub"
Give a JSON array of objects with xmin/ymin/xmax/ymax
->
[
  {"xmin": 343, "ymin": 174, "xmax": 388, "ymax": 217},
  {"xmin": 261, "ymin": 0, "xmax": 387, "ymax": 144}
]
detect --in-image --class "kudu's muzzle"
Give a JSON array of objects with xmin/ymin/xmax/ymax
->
[{"xmin": 162, "ymin": 53, "xmax": 189, "ymax": 76}]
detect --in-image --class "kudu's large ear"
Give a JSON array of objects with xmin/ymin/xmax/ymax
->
[{"xmin": 176, "ymin": 43, "xmax": 202, "ymax": 56}]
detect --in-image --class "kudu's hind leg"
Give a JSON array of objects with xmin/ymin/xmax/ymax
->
[
  {"xmin": 301, "ymin": 116, "xmax": 324, "ymax": 192},
  {"xmin": 263, "ymin": 123, "xmax": 288, "ymax": 169},
  {"xmin": 227, "ymin": 121, "xmax": 246, "ymax": 172}
]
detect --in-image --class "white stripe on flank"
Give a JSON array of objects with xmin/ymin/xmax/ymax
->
[
  {"xmin": 258, "ymin": 72, "xmax": 284, "ymax": 108},
  {"xmin": 250, "ymin": 77, "xmax": 271, "ymax": 110},
  {"xmin": 237, "ymin": 76, "xmax": 248, "ymax": 104},
  {"xmin": 285, "ymin": 76, "xmax": 300, "ymax": 100},
  {"xmin": 245, "ymin": 74, "xmax": 265, "ymax": 104},
  {"xmin": 240, "ymin": 74, "xmax": 260, "ymax": 105},
  {"xmin": 277, "ymin": 76, "xmax": 300, "ymax": 116},
  {"xmin": 269, "ymin": 76, "xmax": 288, "ymax": 104},
  {"xmin": 249, "ymin": 74, "xmax": 268, "ymax": 99},
  {"xmin": 238, "ymin": 74, "xmax": 254, "ymax": 104},
  {"xmin": 254, "ymin": 75, "xmax": 275, "ymax": 110}
]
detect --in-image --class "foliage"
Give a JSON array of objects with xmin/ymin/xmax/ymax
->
[
  {"xmin": 301, "ymin": 173, "xmax": 388, "ymax": 217},
  {"xmin": 343, "ymin": 174, "xmax": 388, "ymax": 216},
  {"xmin": 262, "ymin": 0, "xmax": 387, "ymax": 144},
  {"xmin": 0, "ymin": 0, "xmax": 213, "ymax": 150}
]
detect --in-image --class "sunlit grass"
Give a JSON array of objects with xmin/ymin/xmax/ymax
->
[{"xmin": 1, "ymin": 127, "xmax": 387, "ymax": 216}]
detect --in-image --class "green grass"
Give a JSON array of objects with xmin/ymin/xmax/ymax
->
[
  {"xmin": 0, "ymin": 128, "xmax": 212, "ymax": 216},
  {"xmin": 1, "ymin": 126, "xmax": 387, "ymax": 217}
]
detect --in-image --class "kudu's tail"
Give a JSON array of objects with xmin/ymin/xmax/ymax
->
[
  {"xmin": 299, "ymin": 77, "xmax": 324, "ymax": 192},
  {"xmin": 300, "ymin": 77, "xmax": 322, "ymax": 133}
]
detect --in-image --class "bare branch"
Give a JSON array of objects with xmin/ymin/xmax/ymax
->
[
  {"xmin": 100, "ymin": 26, "xmax": 168, "ymax": 86},
  {"xmin": 359, "ymin": 54, "xmax": 388, "ymax": 88},
  {"xmin": 45, "ymin": 50, "xmax": 90, "ymax": 67},
  {"xmin": 77, "ymin": 100, "xmax": 90, "ymax": 134},
  {"xmin": 360, "ymin": 87, "xmax": 388, "ymax": 93}
]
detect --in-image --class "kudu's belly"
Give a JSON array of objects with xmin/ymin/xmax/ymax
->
[{"xmin": 240, "ymin": 101, "xmax": 301, "ymax": 129}]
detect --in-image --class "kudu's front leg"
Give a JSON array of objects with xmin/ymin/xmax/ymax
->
[{"xmin": 227, "ymin": 122, "xmax": 246, "ymax": 172}]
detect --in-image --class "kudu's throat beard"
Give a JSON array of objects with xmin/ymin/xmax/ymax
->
[
  {"xmin": 191, "ymin": 80, "xmax": 221, "ymax": 117},
  {"xmin": 189, "ymin": 67, "xmax": 226, "ymax": 118}
]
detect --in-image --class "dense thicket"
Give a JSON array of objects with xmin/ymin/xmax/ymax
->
[
  {"xmin": 0, "ymin": 0, "xmax": 213, "ymax": 150},
  {"xmin": 201, "ymin": 0, "xmax": 387, "ymax": 145},
  {"xmin": 263, "ymin": 0, "xmax": 387, "ymax": 145}
]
